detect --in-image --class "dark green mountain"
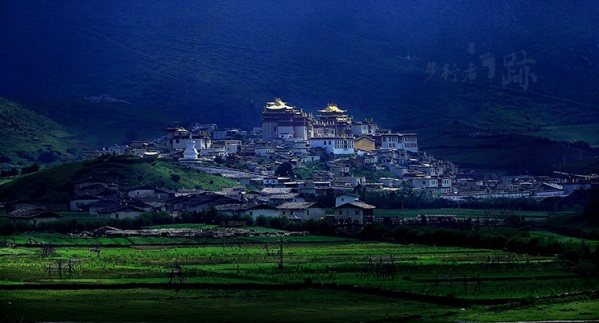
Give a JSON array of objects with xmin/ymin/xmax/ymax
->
[{"xmin": 1, "ymin": 1, "xmax": 598, "ymax": 168}]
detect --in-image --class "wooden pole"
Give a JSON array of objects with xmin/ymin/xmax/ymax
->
[{"xmin": 278, "ymin": 237, "xmax": 283, "ymax": 270}]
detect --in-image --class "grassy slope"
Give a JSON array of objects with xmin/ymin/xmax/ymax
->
[
  {"xmin": 20, "ymin": 98, "xmax": 171, "ymax": 149},
  {"xmin": 0, "ymin": 156, "xmax": 238, "ymax": 203},
  {"xmin": 410, "ymin": 123, "xmax": 599, "ymax": 174},
  {"xmin": 0, "ymin": 98, "xmax": 81, "ymax": 165}
]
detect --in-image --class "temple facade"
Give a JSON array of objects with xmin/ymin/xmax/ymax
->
[
  {"xmin": 315, "ymin": 104, "xmax": 352, "ymax": 138},
  {"xmin": 261, "ymin": 98, "xmax": 315, "ymax": 141},
  {"xmin": 259, "ymin": 98, "xmax": 417, "ymax": 155}
]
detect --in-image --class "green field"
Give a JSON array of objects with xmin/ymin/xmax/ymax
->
[
  {"xmin": 2, "ymin": 231, "xmax": 352, "ymax": 247},
  {"xmin": 1, "ymin": 237, "xmax": 598, "ymax": 322},
  {"xmin": 0, "ymin": 289, "xmax": 456, "ymax": 323},
  {"xmin": 1, "ymin": 288, "xmax": 597, "ymax": 323}
]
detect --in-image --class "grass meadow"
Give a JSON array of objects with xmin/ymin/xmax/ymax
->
[{"xmin": 1, "ymin": 238, "xmax": 598, "ymax": 322}]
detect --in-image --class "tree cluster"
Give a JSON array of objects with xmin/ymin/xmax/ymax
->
[{"xmin": 0, "ymin": 168, "xmax": 19, "ymax": 178}]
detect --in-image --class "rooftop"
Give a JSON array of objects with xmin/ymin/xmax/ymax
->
[
  {"xmin": 318, "ymin": 104, "xmax": 347, "ymax": 113},
  {"xmin": 265, "ymin": 98, "xmax": 295, "ymax": 110}
]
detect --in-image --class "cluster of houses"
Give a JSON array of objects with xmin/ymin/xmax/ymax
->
[
  {"xmin": 4, "ymin": 99, "xmax": 594, "ymax": 226},
  {"xmin": 87, "ymin": 99, "xmax": 457, "ymax": 194},
  {"xmin": 2, "ymin": 180, "xmax": 376, "ymax": 226},
  {"xmin": 86, "ymin": 98, "xmax": 587, "ymax": 200}
]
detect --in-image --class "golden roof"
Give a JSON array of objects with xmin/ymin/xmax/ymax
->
[
  {"xmin": 318, "ymin": 103, "xmax": 346, "ymax": 113},
  {"xmin": 265, "ymin": 98, "xmax": 294, "ymax": 110}
]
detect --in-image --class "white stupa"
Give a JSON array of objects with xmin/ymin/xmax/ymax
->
[{"xmin": 182, "ymin": 134, "xmax": 199, "ymax": 160}]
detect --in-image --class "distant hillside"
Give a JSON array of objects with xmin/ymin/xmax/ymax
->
[
  {"xmin": 0, "ymin": 98, "xmax": 80, "ymax": 166},
  {"xmin": 1, "ymin": 1, "xmax": 598, "ymax": 176},
  {"xmin": 0, "ymin": 1, "xmax": 597, "ymax": 143},
  {"xmin": 0, "ymin": 156, "xmax": 238, "ymax": 204},
  {"xmin": 413, "ymin": 123, "xmax": 599, "ymax": 175},
  {"xmin": 0, "ymin": 96, "xmax": 172, "ymax": 166}
]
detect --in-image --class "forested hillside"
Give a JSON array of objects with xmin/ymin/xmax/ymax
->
[{"xmin": 1, "ymin": 1, "xmax": 598, "ymax": 170}]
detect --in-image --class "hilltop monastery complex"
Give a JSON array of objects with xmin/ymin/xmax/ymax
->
[
  {"xmin": 8, "ymin": 99, "xmax": 579, "ymax": 226},
  {"xmin": 261, "ymin": 98, "xmax": 418, "ymax": 155},
  {"xmin": 164, "ymin": 98, "xmax": 418, "ymax": 158}
]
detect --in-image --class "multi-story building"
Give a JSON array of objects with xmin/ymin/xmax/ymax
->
[
  {"xmin": 257, "ymin": 98, "xmax": 417, "ymax": 156},
  {"xmin": 261, "ymin": 98, "xmax": 314, "ymax": 141},
  {"xmin": 378, "ymin": 132, "xmax": 419, "ymax": 152},
  {"xmin": 315, "ymin": 104, "xmax": 353, "ymax": 137},
  {"xmin": 351, "ymin": 119, "xmax": 378, "ymax": 136},
  {"xmin": 310, "ymin": 137, "xmax": 355, "ymax": 155},
  {"xmin": 166, "ymin": 127, "xmax": 211, "ymax": 151},
  {"xmin": 402, "ymin": 133, "xmax": 419, "ymax": 152}
]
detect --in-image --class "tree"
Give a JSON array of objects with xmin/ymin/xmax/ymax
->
[
  {"xmin": 1, "ymin": 222, "xmax": 16, "ymax": 236},
  {"xmin": 0, "ymin": 168, "xmax": 19, "ymax": 178},
  {"xmin": 232, "ymin": 132, "xmax": 245, "ymax": 143},
  {"xmin": 37, "ymin": 150, "xmax": 58, "ymax": 163},
  {"xmin": 256, "ymin": 215, "xmax": 269, "ymax": 227},
  {"xmin": 274, "ymin": 162, "xmax": 294, "ymax": 178},
  {"xmin": 316, "ymin": 189, "xmax": 336, "ymax": 208},
  {"xmin": 583, "ymin": 188, "xmax": 599, "ymax": 224},
  {"xmin": 21, "ymin": 163, "xmax": 40, "ymax": 175}
]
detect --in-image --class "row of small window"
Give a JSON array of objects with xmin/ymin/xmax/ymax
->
[
  {"xmin": 281, "ymin": 211, "xmax": 310, "ymax": 215},
  {"xmin": 338, "ymin": 210, "xmax": 360, "ymax": 215}
]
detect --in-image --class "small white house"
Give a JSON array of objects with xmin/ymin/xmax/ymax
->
[
  {"xmin": 224, "ymin": 140, "xmax": 241, "ymax": 156},
  {"xmin": 69, "ymin": 194, "xmax": 101, "ymax": 211},
  {"xmin": 334, "ymin": 201, "xmax": 376, "ymax": 224},
  {"xmin": 8, "ymin": 208, "xmax": 62, "ymax": 225},
  {"xmin": 409, "ymin": 176, "xmax": 439, "ymax": 189},
  {"xmin": 97, "ymin": 205, "xmax": 147, "ymax": 220},
  {"xmin": 242, "ymin": 204, "xmax": 279, "ymax": 219},
  {"xmin": 277, "ymin": 202, "xmax": 326, "ymax": 221},
  {"xmin": 309, "ymin": 137, "xmax": 355, "ymax": 155},
  {"xmin": 128, "ymin": 186, "xmax": 156, "ymax": 198}
]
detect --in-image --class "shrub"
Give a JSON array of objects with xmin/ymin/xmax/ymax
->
[{"xmin": 1, "ymin": 222, "xmax": 16, "ymax": 236}]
